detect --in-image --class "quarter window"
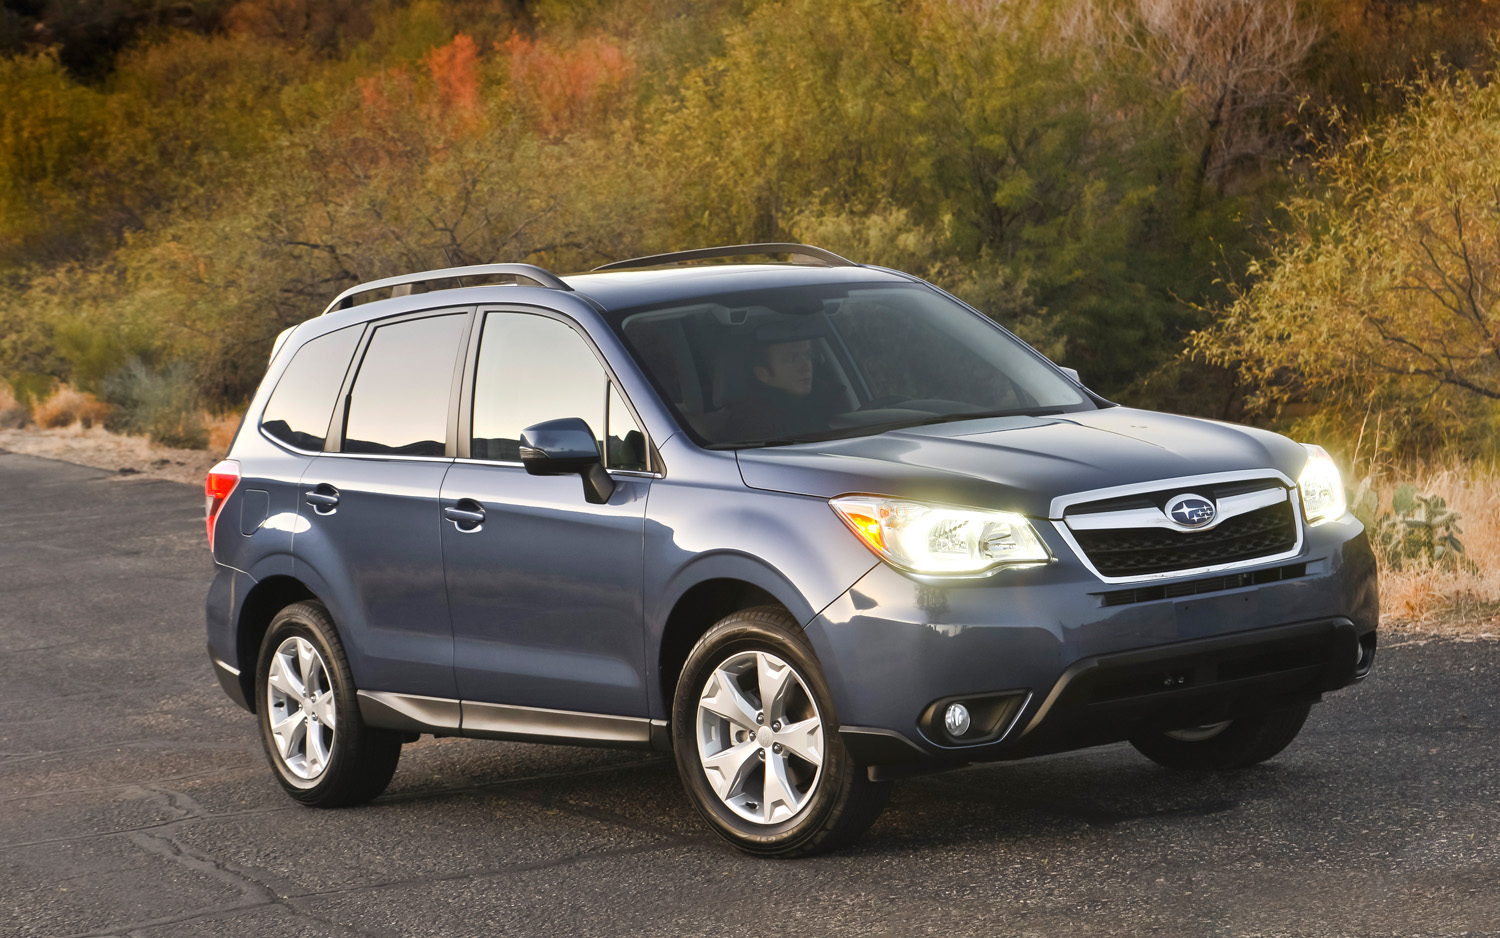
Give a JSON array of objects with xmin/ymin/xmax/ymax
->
[
  {"xmin": 260, "ymin": 325, "xmax": 362, "ymax": 452},
  {"xmin": 342, "ymin": 314, "xmax": 466, "ymax": 457},
  {"xmin": 607, "ymin": 384, "xmax": 648, "ymax": 472}
]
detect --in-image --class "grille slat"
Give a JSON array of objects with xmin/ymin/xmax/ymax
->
[{"xmin": 1071, "ymin": 499, "xmax": 1298, "ymax": 577}]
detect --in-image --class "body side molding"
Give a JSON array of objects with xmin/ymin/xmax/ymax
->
[{"xmin": 357, "ymin": 690, "xmax": 657, "ymax": 750}]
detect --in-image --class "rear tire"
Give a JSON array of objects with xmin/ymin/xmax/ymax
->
[
  {"xmin": 672, "ymin": 606, "xmax": 889, "ymax": 857},
  {"xmin": 255, "ymin": 601, "xmax": 402, "ymax": 807},
  {"xmin": 1129, "ymin": 703, "xmax": 1312, "ymax": 771}
]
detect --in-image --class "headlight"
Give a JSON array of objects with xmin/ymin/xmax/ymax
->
[
  {"xmin": 830, "ymin": 496, "xmax": 1050, "ymax": 575},
  {"xmin": 1298, "ymin": 444, "xmax": 1347, "ymax": 525}
]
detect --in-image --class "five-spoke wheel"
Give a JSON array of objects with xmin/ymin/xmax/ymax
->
[
  {"xmin": 696, "ymin": 649, "xmax": 826, "ymax": 825},
  {"xmin": 266, "ymin": 635, "xmax": 338, "ymax": 780},
  {"xmin": 256, "ymin": 601, "xmax": 402, "ymax": 806},
  {"xmin": 673, "ymin": 606, "xmax": 889, "ymax": 857}
]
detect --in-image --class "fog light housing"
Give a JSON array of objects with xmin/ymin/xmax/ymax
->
[
  {"xmin": 921, "ymin": 691, "xmax": 1029, "ymax": 747},
  {"xmin": 943, "ymin": 703, "xmax": 972, "ymax": 738}
]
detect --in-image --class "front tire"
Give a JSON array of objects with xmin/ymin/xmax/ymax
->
[
  {"xmin": 255, "ymin": 601, "xmax": 402, "ymax": 807},
  {"xmin": 1129, "ymin": 703, "xmax": 1312, "ymax": 771},
  {"xmin": 672, "ymin": 606, "xmax": 889, "ymax": 857}
]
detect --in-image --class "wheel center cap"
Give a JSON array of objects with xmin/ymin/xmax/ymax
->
[{"xmin": 756, "ymin": 726, "xmax": 775, "ymax": 747}]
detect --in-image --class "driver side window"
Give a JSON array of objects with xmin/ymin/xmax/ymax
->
[
  {"xmin": 471, "ymin": 312, "xmax": 606, "ymax": 462},
  {"xmin": 469, "ymin": 311, "xmax": 647, "ymax": 470}
]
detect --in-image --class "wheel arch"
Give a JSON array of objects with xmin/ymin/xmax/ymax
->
[
  {"xmin": 234, "ymin": 574, "xmax": 321, "ymax": 712},
  {"xmin": 655, "ymin": 574, "xmax": 798, "ymax": 719}
]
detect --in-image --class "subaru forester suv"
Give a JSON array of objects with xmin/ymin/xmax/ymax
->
[{"xmin": 205, "ymin": 243, "xmax": 1378, "ymax": 857}]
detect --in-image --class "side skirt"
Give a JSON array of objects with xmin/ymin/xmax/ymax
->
[{"xmin": 357, "ymin": 690, "xmax": 663, "ymax": 751}]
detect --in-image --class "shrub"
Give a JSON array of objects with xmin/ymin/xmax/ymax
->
[
  {"xmin": 0, "ymin": 380, "xmax": 29, "ymax": 428},
  {"xmin": 205, "ymin": 411, "xmax": 243, "ymax": 455},
  {"xmin": 101, "ymin": 360, "xmax": 207, "ymax": 449},
  {"xmin": 1352, "ymin": 477, "xmax": 1477, "ymax": 575},
  {"xmin": 30, "ymin": 385, "xmax": 111, "ymax": 429}
]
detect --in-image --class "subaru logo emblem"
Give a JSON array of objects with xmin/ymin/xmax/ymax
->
[{"xmin": 1166, "ymin": 494, "xmax": 1216, "ymax": 529}]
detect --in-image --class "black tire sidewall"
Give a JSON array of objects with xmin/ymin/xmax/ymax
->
[
  {"xmin": 1130, "ymin": 703, "xmax": 1312, "ymax": 771},
  {"xmin": 671, "ymin": 609, "xmax": 860, "ymax": 854},
  {"xmin": 255, "ymin": 601, "xmax": 366, "ymax": 802}
]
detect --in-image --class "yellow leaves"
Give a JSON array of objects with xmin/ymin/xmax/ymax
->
[{"xmin": 1201, "ymin": 71, "xmax": 1500, "ymax": 455}]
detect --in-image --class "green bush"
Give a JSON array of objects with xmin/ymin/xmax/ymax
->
[
  {"xmin": 1351, "ymin": 479, "xmax": 1475, "ymax": 572},
  {"xmin": 100, "ymin": 360, "xmax": 206, "ymax": 449}
]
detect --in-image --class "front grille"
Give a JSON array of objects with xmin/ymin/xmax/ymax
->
[{"xmin": 1072, "ymin": 500, "xmax": 1298, "ymax": 577}]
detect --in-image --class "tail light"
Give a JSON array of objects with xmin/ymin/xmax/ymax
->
[{"xmin": 205, "ymin": 459, "xmax": 241, "ymax": 552}]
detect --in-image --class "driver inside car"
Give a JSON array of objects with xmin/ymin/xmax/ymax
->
[{"xmin": 724, "ymin": 338, "xmax": 846, "ymax": 442}]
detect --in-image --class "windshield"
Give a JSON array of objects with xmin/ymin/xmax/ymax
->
[{"xmin": 612, "ymin": 282, "xmax": 1093, "ymax": 447}]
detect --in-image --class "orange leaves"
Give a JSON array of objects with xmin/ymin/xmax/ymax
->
[
  {"xmin": 500, "ymin": 31, "xmax": 635, "ymax": 138},
  {"xmin": 427, "ymin": 34, "xmax": 481, "ymax": 127},
  {"xmin": 347, "ymin": 33, "xmax": 483, "ymax": 170}
]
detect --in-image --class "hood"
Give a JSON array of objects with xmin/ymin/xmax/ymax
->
[{"xmin": 734, "ymin": 407, "xmax": 1308, "ymax": 518}]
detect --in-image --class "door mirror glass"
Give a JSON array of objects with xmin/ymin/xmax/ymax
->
[{"xmin": 519, "ymin": 418, "xmax": 615, "ymax": 504}]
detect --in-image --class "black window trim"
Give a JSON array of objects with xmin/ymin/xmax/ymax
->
[
  {"xmin": 324, "ymin": 305, "xmax": 477, "ymax": 460},
  {"xmin": 457, "ymin": 305, "xmax": 661, "ymax": 477}
]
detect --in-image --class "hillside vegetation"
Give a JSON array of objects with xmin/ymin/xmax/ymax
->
[
  {"xmin": 1, "ymin": 0, "xmax": 1498, "ymax": 462},
  {"xmin": 3, "ymin": 0, "xmax": 1499, "ymax": 626}
]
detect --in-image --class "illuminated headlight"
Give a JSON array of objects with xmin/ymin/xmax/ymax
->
[
  {"xmin": 830, "ymin": 496, "xmax": 1050, "ymax": 575},
  {"xmin": 1298, "ymin": 444, "xmax": 1347, "ymax": 525}
]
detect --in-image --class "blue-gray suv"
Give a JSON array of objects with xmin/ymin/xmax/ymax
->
[{"xmin": 205, "ymin": 243, "xmax": 1379, "ymax": 856}]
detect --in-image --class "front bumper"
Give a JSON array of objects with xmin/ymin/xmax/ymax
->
[{"xmin": 805, "ymin": 515, "xmax": 1379, "ymax": 772}]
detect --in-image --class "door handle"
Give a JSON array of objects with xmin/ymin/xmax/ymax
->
[
  {"xmin": 443, "ymin": 499, "xmax": 485, "ymax": 532},
  {"xmin": 306, "ymin": 484, "xmax": 340, "ymax": 514}
]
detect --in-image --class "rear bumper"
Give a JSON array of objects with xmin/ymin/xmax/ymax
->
[{"xmin": 808, "ymin": 516, "xmax": 1379, "ymax": 772}]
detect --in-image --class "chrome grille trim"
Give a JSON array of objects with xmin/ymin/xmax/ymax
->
[
  {"xmin": 1050, "ymin": 469, "xmax": 1305, "ymax": 584},
  {"xmin": 1064, "ymin": 486, "xmax": 1288, "ymax": 533}
]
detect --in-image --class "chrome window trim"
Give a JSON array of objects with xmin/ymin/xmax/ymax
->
[
  {"xmin": 258, "ymin": 424, "xmax": 459, "ymax": 464},
  {"xmin": 257, "ymin": 425, "xmax": 325, "ymax": 457},
  {"xmin": 450, "ymin": 457, "xmax": 663, "ymax": 479},
  {"xmin": 1050, "ymin": 469, "xmax": 1305, "ymax": 585},
  {"xmin": 313, "ymin": 452, "xmax": 456, "ymax": 464}
]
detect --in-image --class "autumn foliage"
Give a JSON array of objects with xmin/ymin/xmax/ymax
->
[
  {"xmin": 500, "ymin": 31, "xmax": 634, "ymax": 137},
  {"xmin": 0, "ymin": 0, "xmax": 1498, "ymax": 461}
]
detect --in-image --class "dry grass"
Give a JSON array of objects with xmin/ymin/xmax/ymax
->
[
  {"xmin": 0, "ymin": 382, "xmax": 28, "ymax": 428},
  {"xmin": 1372, "ymin": 463, "xmax": 1500, "ymax": 638},
  {"xmin": 205, "ymin": 412, "xmax": 243, "ymax": 455},
  {"xmin": 0, "ymin": 423, "xmax": 218, "ymax": 485},
  {"xmin": 31, "ymin": 385, "xmax": 112, "ymax": 429}
]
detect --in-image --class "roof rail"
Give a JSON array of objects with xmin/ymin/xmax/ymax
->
[
  {"xmin": 321, "ymin": 263, "xmax": 572, "ymax": 315},
  {"xmin": 591, "ymin": 242, "xmax": 858, "ymax": 273}
]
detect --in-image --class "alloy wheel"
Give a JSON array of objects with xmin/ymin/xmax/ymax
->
[
  {"xmin": 695, "ymin": 650, "xmax": 825, "ymax": 825},
  {"xmin": 265, "ymin": 635, "xmax": 338, "ymax": 780}
]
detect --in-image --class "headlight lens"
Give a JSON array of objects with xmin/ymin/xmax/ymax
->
[
  {"xmin": 1298, "ymin": 444, "xmax": 1347, "ymax": 524},
  {"xmin": 830, "ymin": 496, "xmax": 1050, "ymax": 575}
]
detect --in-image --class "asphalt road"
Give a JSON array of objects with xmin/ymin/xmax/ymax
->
[{"xmin": 1, "ymin": 449, "xmax": 1496, "ymax": 938}]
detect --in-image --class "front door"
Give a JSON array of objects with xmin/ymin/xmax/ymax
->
[{"xmin": 440, "ymin": 309, "xmax": 653, "ymax": 717}]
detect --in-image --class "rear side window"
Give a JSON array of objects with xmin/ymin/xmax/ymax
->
[
  {"xmin": 471, "ymin": 313, "xmax": 606, "ymax": 462},
  {"xmin": 342, "ymin": 314, "xmax": 467, "ymax": 457},
  {"xmin": 260, "ymin": 326, "xmax": 362, "ymax": 452}
]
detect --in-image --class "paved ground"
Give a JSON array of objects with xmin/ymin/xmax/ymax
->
[{"xmin": 1, "ymin": 449, "xmax": 1496, "ymax": 938}]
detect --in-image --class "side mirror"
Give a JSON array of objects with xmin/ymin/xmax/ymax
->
[
  {"xmin": 1058, "ymin": 366, "xmax": 1082, "ymax": 385},
  {"xmin": 519, "ymin": 418, "xmax": 615, "ymax": 505}
]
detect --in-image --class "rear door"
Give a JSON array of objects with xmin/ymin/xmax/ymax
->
[
  {"xmin": 295, "ymin": 309, "xmax": 472, "ymax": 700},
  {"xmin": 440, "ymin": 308, "xmax": 653, "ymax": 717}
]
